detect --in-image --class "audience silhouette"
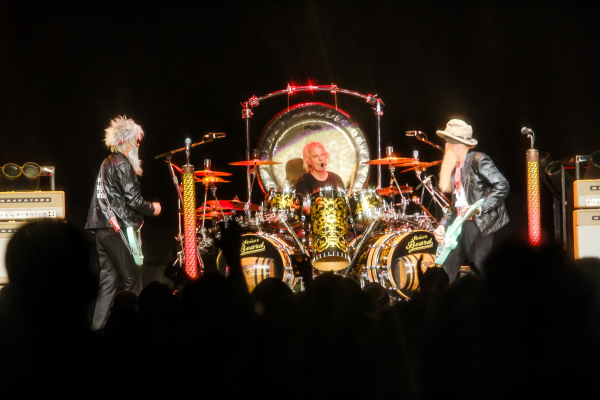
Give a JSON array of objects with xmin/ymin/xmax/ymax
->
[{"xmin": 1, "ymin": 220, "xmax": 599, "ymax": 397}]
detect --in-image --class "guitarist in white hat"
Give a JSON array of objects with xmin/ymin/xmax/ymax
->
[{"xmin": 433, "ymin": 119, "xmax": 510, "ymax": 282}]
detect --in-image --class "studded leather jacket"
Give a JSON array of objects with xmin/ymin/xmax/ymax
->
[
  {"xmin": 85, "ymin": 153, "xmax": 154, "ymax": 230},
  {"xmin": 441, "ymin": 150, "xmax": 510, "ymax": 237}
]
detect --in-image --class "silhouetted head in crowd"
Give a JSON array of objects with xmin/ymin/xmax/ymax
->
[
  {"xmin": 111, "ymin": 290, "xmax": 139, "ymax": 316},
  {"xmin": 362, "ymin": 282, "xmax": 390, "ymax": 310},
  {"xmin": 3, "ymin": 220, "xmax": 97, "ymax": 315},
  {"xmin": 251, "ymin": 277, "xmax": 293, "ymax": 315}
]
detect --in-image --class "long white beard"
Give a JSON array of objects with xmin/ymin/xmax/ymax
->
[
  {"xmin": 439, "ymin": 150, "xmax": 457, "ymax": 193},
  {"xmin": 128, "ymin": 146, "xmax": 143, "ymax": 176}
]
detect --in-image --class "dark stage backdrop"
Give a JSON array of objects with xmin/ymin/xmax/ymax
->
[{"xmin": 1, "ymin": 1, "xmax": 599, "ymax": 265}]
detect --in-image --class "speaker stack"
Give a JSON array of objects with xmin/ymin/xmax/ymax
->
[{"xmin": 573, "ymin": 151, "xmax": 600, "ymax": 259}]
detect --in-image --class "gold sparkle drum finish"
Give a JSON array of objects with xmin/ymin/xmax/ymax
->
[
  {"xmin": 216, "ymin": 233, "xmax": 296, "ymax": 292},
  {"xmin": 349, "ymin": 189, "xmax": 382, "ymax": 230},
  {"xmin": 264, "ymin": 188, "xmax": 303, "ymax": 230},
  {"xmin": 352, "ymin": 230, "xmax": 437, "ymax": 299},
  {"xmin": 310, "ymin": 187, "xmax": 351, "ymax": 271}
]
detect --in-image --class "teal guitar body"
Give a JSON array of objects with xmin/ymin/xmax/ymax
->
[
  {"xmin": 126, "ymin": 226, "xmax": 144, "ymax": 266},
  {"xmin": 435, "ymin": 199, "xmax": 485, "ymax": 266}
]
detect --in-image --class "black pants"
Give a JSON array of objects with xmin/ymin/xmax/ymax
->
[
  {"xmin": 92, "ymin": 228, "xmax": 142, "ymax": 330},
  {"xmin": 442, "ymin": 220, "xmax": 494, "ymax": 283}
]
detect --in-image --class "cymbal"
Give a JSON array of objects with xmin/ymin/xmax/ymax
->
[
  {"xmin": 202, "ymin": 200, "xmax": 260, "ymax": 211},
  {"xmin": 377, "ymin": 186, "xmax": 413, "ymax": 196},
  {"xmin": 198, "ymin": 211, "xmax": 231, "ymax": 219},
  {"xmin": 194, "ymin": 169, "xmax": 232, "ymax": 177},
  {"xmin": 195, "ymin": 176, "xmax": 230, "ymax": 183},
  {"xmin": 229, "ymin": 159, "xmax": 281, "ymax": 166},
  {"xmin": 398, "ymin": 160, "xmax": 443, "ymax": 172},
  {"xmin": 231, "ymin": 201, "xmax": 260, "ymax": 212},
  {"xmin": 363, "ymin": 157, "xmax": 418, "ymax": 165},
  {"xmin": 203, "ymin": 200, "xmax": 236, "ymax": 210}
]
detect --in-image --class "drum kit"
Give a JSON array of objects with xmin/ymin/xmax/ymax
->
[
  {"xmin": 158, "ymin": 84, "xmax": 454, "ymax": 300},
  {"xmin": 169, "ymin": 150, "xmax": 447, "ymax": 300}
]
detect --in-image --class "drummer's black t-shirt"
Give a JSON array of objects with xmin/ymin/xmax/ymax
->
[{"xmin": 295, "ymin": 171, "xmax": 345, "ymax": 198}]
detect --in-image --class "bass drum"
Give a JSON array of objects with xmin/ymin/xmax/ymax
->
[
  {"xmin": 216, "ymin": 233, "xmax": 297, "ymax": 292},
  {"xmin": 351, "ymin": 230, "xmax": 437, "ymax": 299}
]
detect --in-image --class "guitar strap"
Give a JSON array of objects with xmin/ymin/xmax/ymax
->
[{"xmin": 98, "ymin": 164, "xmax": 135, "ymax": 256}]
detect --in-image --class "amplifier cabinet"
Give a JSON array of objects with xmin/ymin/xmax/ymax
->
[
  {"xmin": 0, "ymin": 222, "xmax": 25, "ymax": 285},
  {"xmin": 0, "ymin": 191, "xmax": 65, "ymax": 220},
  {"xmin": 573, "ymin": 209, "xmax": 600, "ymax": 259},
  {"xmin": 574, "ymin": 180, "xmax": 600, "ymax": 209}
]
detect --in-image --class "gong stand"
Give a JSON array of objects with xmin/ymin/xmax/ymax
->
[{"xmin": 241, "ymin": 84, "xmax": 386, "ymax": 203}]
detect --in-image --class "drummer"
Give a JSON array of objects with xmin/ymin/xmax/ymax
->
[{"xmin": 296, "ymin": 142, "xmax": 345, "ymax": 213}]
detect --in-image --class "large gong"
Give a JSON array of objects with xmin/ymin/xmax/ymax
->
[{"xmin": 256, "ymin": 103, "xmax": 370, "ymax": 192}]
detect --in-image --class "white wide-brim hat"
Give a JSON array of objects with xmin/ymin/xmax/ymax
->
[{"xmin": 436, "ymin": 119, "xmax": 478, "ymax": 146}]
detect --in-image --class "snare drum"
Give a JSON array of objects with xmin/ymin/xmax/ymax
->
[
  {"xmin": 264, "ymin": 188, "xmax": 303, "ymax": 230},
  {"xmin": 216, "ymin": 232, "xmax": 296, "ymax": 292},
  {"xmin": 310, "ymin": 187, "xmax": 350, "ymax": 271},
  {"xmin": 351, "ymin": 230, "xmax": 437, "ymax": 299},
  {"xmin": 349, "ymin": 189, "xmax": 382, "ymax": 230}
]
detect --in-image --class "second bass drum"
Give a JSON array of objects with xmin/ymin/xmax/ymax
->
[{"xmin": 351, "ymin": 230, "xmax": 437, "ymax": 299}]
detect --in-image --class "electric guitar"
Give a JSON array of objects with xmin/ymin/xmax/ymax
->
[
  {"xmin": 126, "ymin": 226, "xmax": 144, "ymax": 266},
  {"xmin": 435, "ymin": 199, "xmax": 485, "ymax": 266}
]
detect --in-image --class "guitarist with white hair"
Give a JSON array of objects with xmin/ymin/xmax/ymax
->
[
  {"xmin": 433, "ymin": 119, "xmax": 509, "ymax": 282},
  {"xmin": 86, "ymin": 116, "xmax": 161, "ymax": 330}
]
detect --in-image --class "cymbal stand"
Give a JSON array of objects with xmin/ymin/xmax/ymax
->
[
  {"xmin": 246, "ymin": 149, "xmax": 260, "ymax": 204},
  {"xmin": 415, "ymin": 169, "xmax": 450, "ymax": 214},
  {"xmin": 165, "ymin": 156, "xmax": 189, "ymax": 273},
  {"xmin": 386, "ymin": 146, "xmax": 408, "ymax": 215}
]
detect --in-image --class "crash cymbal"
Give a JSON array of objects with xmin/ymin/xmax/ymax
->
[
  {"xmin": 228, "ymin": 159, "xmax": 281, "ymax": 166},
  {"xmin": 398, "ymin": 160, "xmax": 443, "ymax": 172},
  {"xmin": 363, "ymin": 157, "xmax": 418, "ymax": 165},
  {"xmin": 203, "ymin": 200, "xmax": 236, "ymax": 210},
  {"xmin": 195, "ymin": 176, "xmax": 230, "ymax": 183},
  {"xmin": 231, "ymin": 201, "xmax": 260, "ymax": 212},
  {"xmin": 194, "ymin": 169, "xmax": 232, "ymax": 177},
  {"xmin": 377, "ymin": 186, "xmax": 413, "ymax": 196},
  {"xmin": 198, "ymin": 211, "xmax": 231, "ymax": 219}
]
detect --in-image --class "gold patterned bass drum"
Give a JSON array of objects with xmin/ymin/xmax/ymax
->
[
  {"xmin": 309, "ymin": 187, "xmax": 351, "ymax": 271},
  {"xmin": 216, "ymin": 233, "xmax": 297, "ymax": 292},
  {"xmin": 350, "ymin": 230, "xmax": 437, "ymax": 299}
]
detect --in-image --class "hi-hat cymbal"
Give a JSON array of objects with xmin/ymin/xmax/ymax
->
[
  {"xmin": 195, "ymin": 176, "xmax": 230, "ymax": 183},
  {"xmin": 194, "ymin": 169, "xmax": 232, "ymax": 177},
  {"xmin": 363, "ymin": 157, "xmax": 418, "ymax": 165},
  {"xmin": 229, "ymin": 159, "xmax": 281, "ymax": 166},
  {"xmin": 398, "ymin": 160, "xmax": 443, "ymax": 172},
  {"xmin": 377, "ymin": 186, "xmax": 413, "ymax": 196}
]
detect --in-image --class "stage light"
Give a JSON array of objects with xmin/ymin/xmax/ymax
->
[{"xmin": 182, "ymin": 165, "xmax": 198, "ymax": 279}]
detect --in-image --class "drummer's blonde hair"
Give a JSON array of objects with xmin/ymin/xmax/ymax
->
[{"xmin": 302, "ymin": 142, "xmax": 329, "ymax": 172}]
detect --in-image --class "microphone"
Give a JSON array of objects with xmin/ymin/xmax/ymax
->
[
  {"xmin": 415, "ymin": 175, "xmax": 433, "ymax": 191},
  {"xmin": 203, "ymin": 132, "xmax": 226, "ymax": 142},
  {"xmin": 185, "ymin": 138, "xmax": 192, "ymax": 152},
  {"xmin": 406, "ymin": 131, "xmax": 424, "ymax": 137},
  {"xmin": 320, "ymin": 163, "xmax": 326, "ymax": 168},
  {"xmin": 521, "ymin": 127, "xmax": 534, "ymax": 135}
]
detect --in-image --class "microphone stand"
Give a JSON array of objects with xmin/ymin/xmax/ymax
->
[{"xmin": 406, "ymin": 131, "xmax": 445, "ymax": 153}]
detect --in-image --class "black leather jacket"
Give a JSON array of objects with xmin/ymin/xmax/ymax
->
[
  {"xmin": 441, "ymin": 150, "xmax": 510, "ymax": 236},
  {"xmin": 85, "ymin": 153, "xmax": 154, "ymax": 230}
]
